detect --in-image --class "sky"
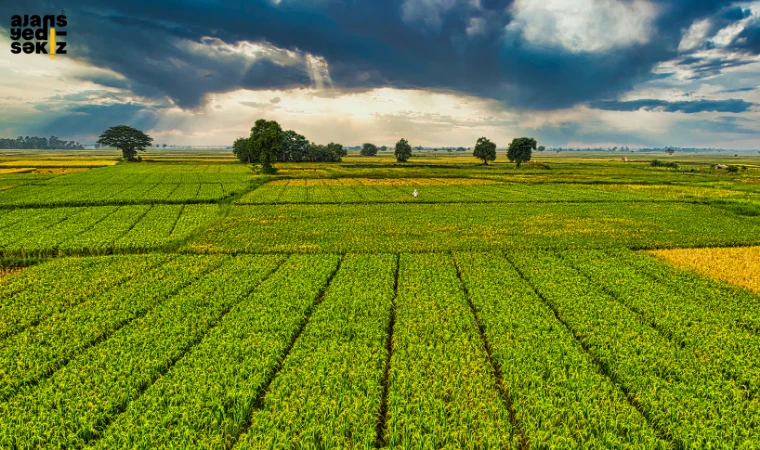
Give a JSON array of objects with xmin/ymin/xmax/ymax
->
[{"xmin": 1, "ymin": 0, "xmax": 760, "ymax": 149}]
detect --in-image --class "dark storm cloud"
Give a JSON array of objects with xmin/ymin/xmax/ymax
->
[
  {"xmin": 37, "ymin": 103, "xmax": 163, "ymax": 137},
  {"xmin": 1, "ymin": 0, "xmax": 755, "ymax": 111},
  {"xmin": 730, "ymin": 22, "xmax": 760, "ymax": 54},
  {"xmin": 677, "ymin": 56, "xmax": 756, "ymax": 79},
  {"xmin": 589, "ymin": 98, "xmax": 754, "ymax": 114}
]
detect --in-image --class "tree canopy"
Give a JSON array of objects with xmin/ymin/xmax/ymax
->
[
  {"xmin": 249, "ymin": 119, "xmax": 283, "ymax": 173},
  {"xmin": 282, "ymin": 130, "xmax": 310, "ymax": 162},
  {"xmin": 473, "ymin": 137, "xmax": 496, "ymax": 165},
  {"xmin": 96, "ymin": 125, "xmax": 153, "ymax": 161},
  {"xmin": 395, "ymin": 138, "xmax": 412, "ymax": 162},
  {"xmin": 0, "ymin": 136, "xmax": 83, "ymax": 150},
  {"xmin": 360, "ymin": 143, "xmax": 378, "ymax": 156},
  {"xmin": 232, "ymin": 119, "xmax": 347, "ymax": 167},
  {"xmin": 507, "ymin": 137, "xmax": 537, "ymax": 168}
]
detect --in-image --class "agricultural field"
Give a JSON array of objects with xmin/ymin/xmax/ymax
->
[{"xmin": 0, "ymin": 153, "xmax": 760, "ymax": 448}]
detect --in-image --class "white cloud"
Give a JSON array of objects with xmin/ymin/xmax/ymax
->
[
  {"xmin": 507, "ymin": 0, "xmax": 659, "ymax": 53},
  {"xmin": 679, "ymin": 19, "xmax": 712, "ymax": 52}
]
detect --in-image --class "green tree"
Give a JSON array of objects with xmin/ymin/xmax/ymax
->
[
  {"xmin": 538, "ymin": 145, "xmax": 546, "ymax": 152},
  {"xmin": 282, "ymin": 130, "xmax": 309, "ymax": 162},
  {"xmin": 507, "ymin": 137, "xmax": 536, "ymax": 168},
  {"xmin": 232, "ymin": 137, "xmax": 251, "ymax": 163},
  {"xmin": 96, "ymin": 125, "xmax": 153, "ymax": 161},
  {"xmin": 472, "ymin": 137, "xmax": 496, "ymax": 165},
  {"xmin": 394, "ymin": 138, "xmax": 412, "ymax": 162},
  {"xmin": 248, "ymin": 119, "xmax": 283, "ymax": 173},
  {"xmin": 360, "ymin": 143, "xmax": 378, "ymax": 156}
]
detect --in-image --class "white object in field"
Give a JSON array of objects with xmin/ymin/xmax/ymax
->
[{"xmin": 412, "ymin": 189, "xmax": 418, "ymax": 198}]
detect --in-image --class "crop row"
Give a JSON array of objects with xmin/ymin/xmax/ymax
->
[
  {"xmin": 508, "ymin": 249, "xmax": 760, "ymax": 447},
  {"xmin": 0, "ymin": 254, "xmax": 168, "ymax": 340},
  {"xmin": 562, "ymin": 249, "xmax": 760, "ymax": 399},
  {"xmin": 0, "ymin": 254, "xmax": 226, "ymax": 400},
  {"xmin": 385, "ymin": 253, "xmax": 517, "ymax": 448},
  {"xmin": 618, "ymin": 249, "xmax": 760, "ymax": 332},
  {"xmin": 453, "ymin": 252, "xmax": 664, "ymax": 448},
  {"xmin": 237, "ymin": 180, "xmax": 649, "ymax": 204},
  {"xmin": 189, "ymin": 202, "xmax": 760, "ymax": 253},
  {"xmin": 0, "ymin": 182, "xmax": 250, "ymax": 207},
  {"xmin": 0, "ymin": 254, "xmax": 282, "ymax": 448},
  {"xmin": 0, "ymin": 204, "xmax": 221, "ymax": 257},
  {"xmin": 41, "ymin": 164, "xmax": 253, "ymax": 185},
  {"xmin": 236, "ymin": 253, "xmax": 393, "ymax": 448},
  {"xmin": 96, "ymin": 254, "xmax": 342, "ymax": 448}
]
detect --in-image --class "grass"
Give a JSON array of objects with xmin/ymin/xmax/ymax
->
[{"xmin": 0, "ymin": 152, "xmax": 758, "ymax": 447}]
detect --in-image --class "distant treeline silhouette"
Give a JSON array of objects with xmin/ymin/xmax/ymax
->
[{"xmin": 0, "ymin": 136, "xmax": 84, "ymax": 150}]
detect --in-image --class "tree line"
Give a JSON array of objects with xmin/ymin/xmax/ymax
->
[
  {"xmin": 89, "ymin": 121, "xmax": 541, "ymax": 169},
  {"xmin": 0, "ymin": 136, "xmax": 84, "ymax": 150},
  {"xmin": 233, "ymin": 119, "xmax": 347, "ymax": 172}
]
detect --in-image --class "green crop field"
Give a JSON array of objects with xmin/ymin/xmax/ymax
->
[{"xmin": 1, "ymin": 153, "xmax": 760, "ymax": 449}]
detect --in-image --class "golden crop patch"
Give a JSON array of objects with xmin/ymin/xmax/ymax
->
[
  {"xmin": 0, "ymin": 160, "xmax": 117, "ymax": 167},
  {"xmin": 649, "ymin": 246, "xmax": 760, "ymax": 293},
  {"xmin": 0, "ymin": 268, "xmax": 23, "ymax": 278}
]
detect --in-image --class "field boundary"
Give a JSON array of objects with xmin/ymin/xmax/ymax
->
[{"xmin": 374, "ymin": 254, "xmax": 400, "ymax": 448}]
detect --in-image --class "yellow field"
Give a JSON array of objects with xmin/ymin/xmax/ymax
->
[
  {"xmin": 0, "ymin": 159, "xmax": 118, "ymax": 167},
  {"xmin": 0, "ymin": 168, "xmax": 35, "ymax": 174},
  {"xmin": 649, "ymin": 246, "xmax": 760, "ymax": 293}
]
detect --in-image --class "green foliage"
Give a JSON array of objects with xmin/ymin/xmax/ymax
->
[
  {"xmin": 95, "ymin": 255, "xmax": 337, "ymax": 449},
  {"xmin": 506, "ymin": 137, "xmax": 536, "ymax": 168},
  {"xmin": 513, "ymin": 249, "xmax": 760, "ymax": 447},
  {"xmin": 193, "ymin": 201, "xmax": 760, "ymax": 253},
  {"xmin": 234, "ymin": 125, "xmax": 347, "ymax": 164},
  {"xmin": 455, "ymin": 252, "xmax": 663, "ymax": 447},
  {"xmin": 0, "ymin": 164, "xmax": 251, "ymax": 206},
  {"xmin": 394, "ymin": 138, "xmax": 412, "ymax": 162},
  {"xmin": 249, "ymin": 119, "xmax": 282, "ymax": 172},
  {"xmin": 232, "ymin": 137, "xmax": 250, "ymax": 163},
  {"xmin": 2, "ymin": 156, "xmax": 760, "ymax": 447},
  {"xmin": 386, "ymin": 254, "xmax": 517, "ymax": 447},
  {"xmin": 472, "ymin": 137, "xmax": 496, "ymax": 165},
  {"xmin": 361, "ymin": 143, "xmax": 379, "ymax": 156},
  {"xmin": 96, "ymin": 125, "xmax": 153, "ymax": 161},
  {"xmin": 0, "ymin": 204, "xmax": 221, "ymax": 257},
  {"xmin": 727, "ymin": 165, "xmax": 740, "ymax": 173},
  {"xmin": 280, "ymin": 129, "xmax": 310, "ymax": 162},
  {"xmin": 652, "ymin": 160, "xmax": 679, "ymax": 169},
  {"xmin": 302, "ymin": 142, "xmax": 346, "ymax": 162},
  {"xmin": 0, "ymin": 255, "xmax": 280, "ymax": 447},
  {"xmin": 240, "ymin": 254, "xmax": 390, "ymax": 448},
  {"xmin": 0, "ymin": 254, "xmax": 217, "ymax": 400}
]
